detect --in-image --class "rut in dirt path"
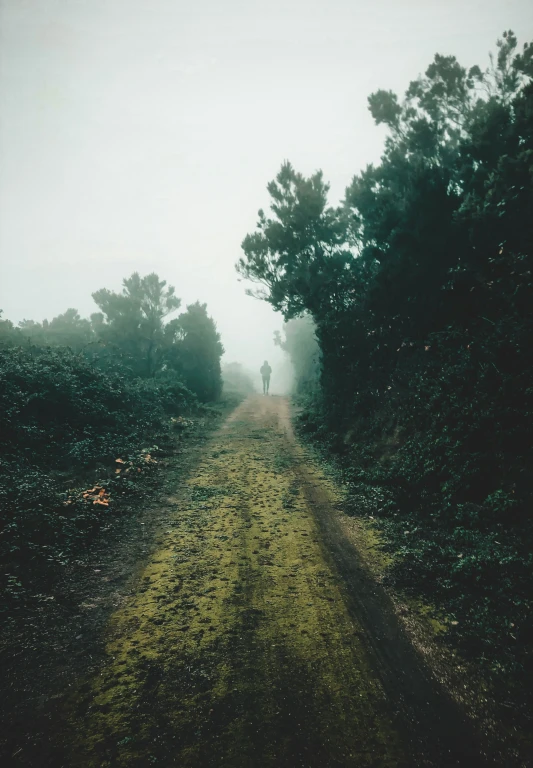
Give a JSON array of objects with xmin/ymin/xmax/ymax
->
[{"xmin": 63, "ymin": 395, "xmax": 485, "ymax": 768}]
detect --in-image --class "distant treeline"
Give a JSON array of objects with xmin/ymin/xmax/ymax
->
[
  {"xmin": 239, "ymin": 31, "xmax": 533, "ymax": 699},
  {"xmin": 1, "ymin": 271, "xmax": 223, "ymax": 401},
  {"xmin": 0, "ymin": 272, "xmax": 225, "ymax": 610},
  {"xmin": 221, "ymin": 361, "xmax": 257, "ymax": 396}
]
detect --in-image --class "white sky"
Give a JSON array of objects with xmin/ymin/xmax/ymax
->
[{"xmin": 0, "ymin": 0, "xmax": 532, "ymax": 389}]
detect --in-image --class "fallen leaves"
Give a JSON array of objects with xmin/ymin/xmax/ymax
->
[
  {"xmin": 63, "ymin": 446, "xmax": 162, "ymax": 510},
  {"xmin": 82, "ymin": 486, "xmax": 110, "ymax": 506}
]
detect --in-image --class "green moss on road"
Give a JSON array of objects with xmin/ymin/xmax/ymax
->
[{"xmin": 66, "ymin": 396, "xmax": 407, "ymax": 767}]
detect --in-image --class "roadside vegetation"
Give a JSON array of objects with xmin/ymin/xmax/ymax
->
[
  {"xmin": 238, "ymin": 31, "xmax": 533, "ymax": 714},
  {"xmin": 0, "ymin": 273, "xmax": 225, "ymax": 615}
]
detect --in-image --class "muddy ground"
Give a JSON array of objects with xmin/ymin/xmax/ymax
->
[{"xmin": 1, "ymin": 396, "xmax": 501, "ymax": 766}]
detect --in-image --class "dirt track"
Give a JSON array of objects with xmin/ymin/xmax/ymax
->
[{"xmin": 6, "ymin": 395, "xmax": 487, "ymax": 767}]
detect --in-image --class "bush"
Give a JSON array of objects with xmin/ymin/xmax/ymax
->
[{"xmin": 0, "ymin": 345, "xmax": 197, "ymax": 612}]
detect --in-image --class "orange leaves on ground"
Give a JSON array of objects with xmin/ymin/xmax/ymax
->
[
  {"xmin": 81, "ymin": 486, "xmax": 111, "ymax": 506},
  {"xmin": 65, "ymin": 448, "xmax": 159, "ymax": 509}
]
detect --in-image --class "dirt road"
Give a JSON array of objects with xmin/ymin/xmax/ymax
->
[{"xmin": 47, "ymin": 396, "xmax": 484, "ymax": 766}]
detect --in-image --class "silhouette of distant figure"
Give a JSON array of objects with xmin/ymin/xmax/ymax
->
[{"xmin": 260, "ymin": 360, "xmax": 272, "ymax": 395}]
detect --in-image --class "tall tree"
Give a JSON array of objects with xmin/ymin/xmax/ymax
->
[
  {"xmin": 92, "ymin": 272, "xmax": 181, "ymax": 377},
  {"xmin": 173, "ymin": 302, "xmax": 224, "ymax": 402},
  {"xmin": 237, "ymin": 31, "xmax": 533, "ymax": 691},
  {"xmin": 237, "ymin": 162, "xmax": 354, "ymax": 320}
]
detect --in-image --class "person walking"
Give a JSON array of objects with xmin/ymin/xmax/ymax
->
[{"xmin": 260, "ymin": 360, "xmax": 272, "ymax": 395}]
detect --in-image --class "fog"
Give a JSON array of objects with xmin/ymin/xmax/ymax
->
[{"xmin": 0, "ymin": 0, "xmax": 531, "ymax": 393}]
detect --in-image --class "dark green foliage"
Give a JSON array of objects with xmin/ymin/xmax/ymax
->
[
  {"xmin": 0, "ymin": 346, "xmax": 154, "ymax": 468},
  {"xmin": 90, "ymin": 277, "xmax": 224, "ymax": 400},
  {"xmin": 174, "ymin": 302, "xmax": 224, "ymax": 402},
  {"xmin": 0, "ymin": 345, "xmax": 198, "ymax": 610},
  {"xmin": 2, "ymin": 271, "xmax": 225, "ymax": 402},
  {"xmin": 0, "ymin": 272, "xmax": 225, "ymax": 611},
  {"xmin": 92, "ymin": 272, "xmax": 181, "ymax": 378},
  {"xmin": 133, "ymin": 372, "xmax": 199, "ymax": 417},
  {"xmin": 238, "ymin": 30, "xmax": 533, "ymax": 693},
  {"xmin": 237, "ymin": 163, "xmax": 353, "ymax": 320}
]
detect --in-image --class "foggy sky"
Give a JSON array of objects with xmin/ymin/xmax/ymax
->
[{"xmin": 1, "ymin": 0, "xmax": 532, "ymax": 390}]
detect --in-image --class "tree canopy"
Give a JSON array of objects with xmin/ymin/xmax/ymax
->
[
  {"xmin": 174, "ymin": 302, "xmax": 224, "ymax": 402},
  {"xmin": 238, "ymin": 31, "xmax": 533, "ymax": 696},
  {"xmin": 92, "ymin": 272, "xmax": 182, "ymax": 377}
]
